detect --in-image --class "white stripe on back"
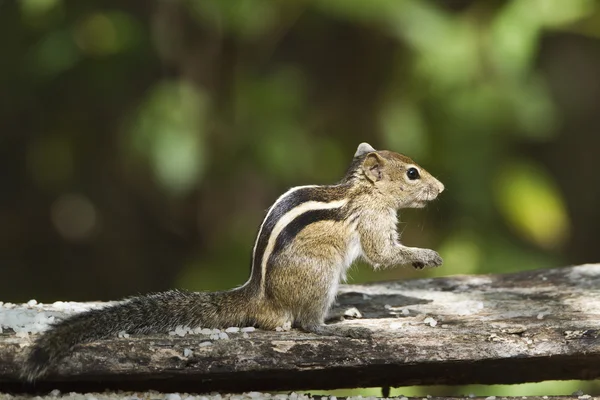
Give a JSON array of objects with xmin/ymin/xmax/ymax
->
[
  {"xmin": 259, "ymin": 198, "xmax": 348, "ymax": 289},
  {"xmin": 251, "ymin": 185, "xmax": 318, "ymax": 265}
]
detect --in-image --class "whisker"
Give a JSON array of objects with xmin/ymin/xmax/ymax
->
[
  {"xmin": 422, "ymin": 204, "xmax": 429, "ymax": 232},
  {"xmin": 399, "ymin": 222, "xmax": 409, "ymax": 237}
]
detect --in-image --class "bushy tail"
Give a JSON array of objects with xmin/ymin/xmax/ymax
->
[{"xmin": 22, "ymin": 289, "xmax": 251, "ymax": 381}]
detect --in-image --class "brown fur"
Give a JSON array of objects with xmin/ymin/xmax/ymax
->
[{"xmin": 22, "ymin": 142, "xmax": 444, "ymax": 381}]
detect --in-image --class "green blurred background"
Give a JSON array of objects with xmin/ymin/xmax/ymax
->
[{"xmin": 1, "ymin": 0, "xmax": 600, "ymax": 396}]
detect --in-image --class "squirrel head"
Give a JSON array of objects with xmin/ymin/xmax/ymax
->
[{"xmin": 352, "ymin": 142, "xmax": 444, "ymax": 209}]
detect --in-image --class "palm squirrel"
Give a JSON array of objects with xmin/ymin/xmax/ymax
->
[{"xmin": 22, "ymin": 142, "xmax": 444, "ymax": 381}]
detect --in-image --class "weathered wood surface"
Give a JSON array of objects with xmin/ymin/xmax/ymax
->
[{"xmin": 1, "ymin": 264, "xmax": 599, "ymax": 394}]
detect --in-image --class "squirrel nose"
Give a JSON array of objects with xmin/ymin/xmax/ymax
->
[{"xmin": 436, "ymin": 180, "xmax": 445, "ymax": 194}]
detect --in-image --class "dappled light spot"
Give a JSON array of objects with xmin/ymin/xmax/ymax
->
[
  {"xmin": 494, "ymin": 160, "xmax": 570, "ymax": 250},
  {"xmin": 19, "ymin": 0, "xmax": 64, "ymax": 28},
  {"xmin": 127, "ymin": 80, "xmax": 208, "ymax": 195},
  {"xmin": 74, "ymin": 11, "xmax": 142, "ymax": 56},
  {"xmin": 437, "ymin": 231, "xmax": 482, "ymax": 275},
  {"xmin": 51, "ymin": 193, "xmax": 99, "ymax": 241},
  {"xmin": 28, "ymin": 29, "xmax": 80, "ymax": 77}
]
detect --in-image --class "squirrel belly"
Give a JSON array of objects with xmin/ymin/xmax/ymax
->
[{"xmin": 22, "ymin": 142, "xmax": 445, "ymax": 381}]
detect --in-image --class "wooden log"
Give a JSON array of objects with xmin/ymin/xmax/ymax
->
[{"xmin": 1, "ymin": 264, "xmax": 599, "ymax": 394}]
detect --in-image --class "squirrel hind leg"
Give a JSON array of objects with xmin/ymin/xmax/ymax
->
[{"xmin": 252, "ymin": 304, "xmax": 294, "ymax": 331}]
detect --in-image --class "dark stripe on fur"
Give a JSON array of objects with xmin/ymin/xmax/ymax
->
[
  {"xmin": 270, "ymin": 208, "xmax": 346, "ymax": 257},
  {"xmin": 251, "ymin": 186, "xmax": 348, "ymax": 279}
]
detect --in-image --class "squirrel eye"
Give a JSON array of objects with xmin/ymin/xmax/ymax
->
[{"xmin": 406, "ymin": 167, "xmax": 420, "ymax": 180}]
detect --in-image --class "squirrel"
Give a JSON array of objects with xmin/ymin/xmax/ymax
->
[{"xmin": 22, "ymin": 142, "xmax": 444, "ymax": 381}]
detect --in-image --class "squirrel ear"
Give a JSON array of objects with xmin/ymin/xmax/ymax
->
[
  {"xmin": 362, "ymin": 153, "xmax": 385, "ymax": 182},
  {"xmin": 354, "ymin": 142, "xmax": 377, "ymax": 158}
]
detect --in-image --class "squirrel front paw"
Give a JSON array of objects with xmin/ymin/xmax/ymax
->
[{"xmin": 412, "ymin": 249, "xmax": 442, "ymax": 269}]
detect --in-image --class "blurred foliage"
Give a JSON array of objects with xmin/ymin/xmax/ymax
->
[{"xmin": 2, "ymin": 0, "xmax": 600, "ymax": 396}]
